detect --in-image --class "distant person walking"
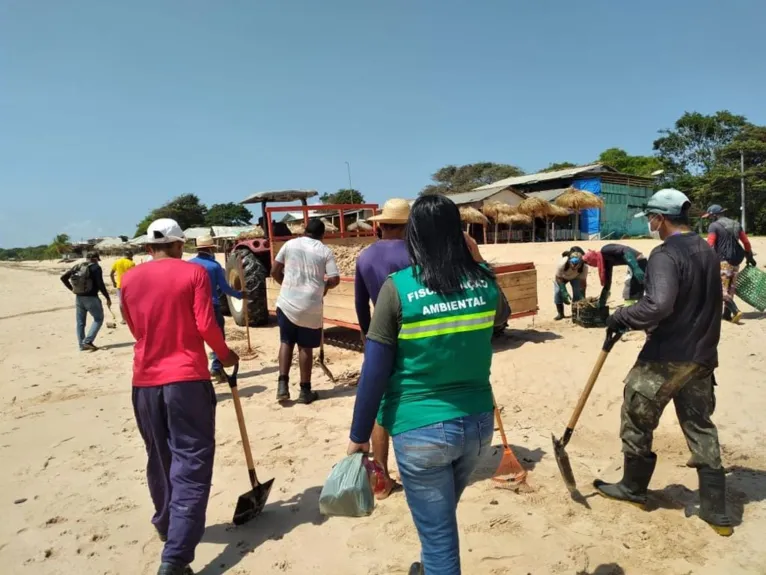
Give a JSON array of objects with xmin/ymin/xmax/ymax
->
[
  {"xmin": 121, "ymin": 218, "xmax": 239, "ymax": 575},
  {"xmin": 60, "ymin": 250, "xmax": 112, "ymax": 351},
  {"xmin": 271, "ymin": 219, "xmax": 340, "ymax": 404},
  {"xmin": 355, "ymin": 198, "xmax": 412, "ymax": 499},
  {"xmin": 189, "ymin": 235, "xmax": 242, "ymax": 383},
  {"xmin": 702, "ymin": 204, "xmax": 756, "ymax": 323},
  {"xmin": 111, "ymin": 250, "xmax": 136, "ymax": 323}
]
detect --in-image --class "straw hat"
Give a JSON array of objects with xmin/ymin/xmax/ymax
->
[
  {"xmin": 196, "ymin": 235, "xmax": 216, "ymax": 248},
  {"xmin": 368, "ymin": 198, "xmax": 410, "ymax": 224}
]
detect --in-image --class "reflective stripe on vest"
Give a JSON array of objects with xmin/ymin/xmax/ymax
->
[{"xmin": 399, "ymin": 310, "xmax": 495, "ymax": 340}]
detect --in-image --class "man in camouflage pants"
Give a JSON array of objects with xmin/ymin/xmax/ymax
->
[{"xmin": 599, "ymin": 189, "xmax": 733, "ymax": 537}]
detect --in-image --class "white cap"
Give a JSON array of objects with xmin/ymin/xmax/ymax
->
[{"xmin": 147, "ymin": 218, "xmax": 186, "ymax": 244}]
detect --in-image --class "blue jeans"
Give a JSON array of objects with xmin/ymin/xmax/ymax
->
[
  {"xmin": 76, "ymin": 295, "xmax": 104, "ymax": 347},
  {"xmin": 210, "ymin": 305, "xmax": 226, "ymax": 372},
  {"xmin": 553, "ymin": 278, "xmax": 584, "ymax": 305},
  {"xmin": 392, "ymin": 411, "xmax": 494, "ymax": 575}
]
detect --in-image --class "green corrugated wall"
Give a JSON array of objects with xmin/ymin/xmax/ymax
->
[{"xmin": 600, "ymin": 182, "xmax": 654, "ymax": 238}]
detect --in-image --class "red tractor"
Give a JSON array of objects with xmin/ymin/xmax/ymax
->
[{"xmin": 221, "ymin": 189, "xmax": 319, "ymax": 327}]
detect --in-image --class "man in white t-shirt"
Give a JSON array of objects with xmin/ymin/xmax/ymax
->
[{"xmin": 271, "ymin": 219, "xmax": 340, "ymax": 404}]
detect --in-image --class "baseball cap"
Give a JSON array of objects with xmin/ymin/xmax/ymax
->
[
  {"xmin": 634, "ymin": 189, "xmax": 690, "ymax": 218},
  {"xmin": 702, "ymin": 204, "xmax": 725, "ymax": 218},
  {"xmin": 85, "ymin": 251, "xmax": 100, "ymax": 261},
  {"xmin": 146, "ymin": 218, "xmax": 185, "ymax": 244}
]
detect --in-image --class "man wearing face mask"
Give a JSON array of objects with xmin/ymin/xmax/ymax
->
[
  {"xmin": 553, "ymin": 246, "xmax": 588, "ymax": 320},
  {"xmin": 598, "ymin": 190, "xmax": 733, "ymax": 537},
  {"xmin": 702, "ymin": 204, "xmax": 756, "ymax": 323}
]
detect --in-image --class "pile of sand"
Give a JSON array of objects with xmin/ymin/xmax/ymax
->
[{"xmin": 330, "ymin": 244, "xmax": 368, "ymax": 276}]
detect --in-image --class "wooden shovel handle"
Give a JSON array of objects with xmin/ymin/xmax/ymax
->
[
  {"xmin": 237, "ymin": 256, "xmax": 252, "ymax": 351},
  {"xmin": 491, "ymin": 393, "xmax": 510, "ymax": 449},
  {"xmin": 230, "ymin": 382, "xmax": 257, "ymax": 486}
]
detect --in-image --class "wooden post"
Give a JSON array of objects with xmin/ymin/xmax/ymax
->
[
  {"xmin": 494, "ymin": 222, "xmax": 498, "ymax": 244},
  {"xmin": 483, "ymin": 224, "xmax": 487, "ymax": 245}
]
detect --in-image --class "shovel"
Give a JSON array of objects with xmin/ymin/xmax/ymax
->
[
  {"xmin": 318, "ymin": 328, "xmax": 335, "ymax": 383},
  {"xmin": 552, "ymin": 329, "xmax": 622, "ymax": 493},
  {"xmin": 491, "ymin": 394, "xmax": 530, "ymax": 490},
  {"xmin": 225, "ymin": 363, "xmax": 274, "ymax": 525}
]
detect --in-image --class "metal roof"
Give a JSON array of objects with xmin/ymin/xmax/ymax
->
[
  {"xmin": 474, "ymin": 163, "xmax": 616, "ymax": 191},
  {"xmin": 526, "ymin": 188, "xmax": 570, "ymax": 202},
  {"xmin": 183, "ymin": 227, "xmax": 212, "ymax": 239},
  {"xmin": 435, "ymin": 187, "xmax": 525, "ymax": 206},
  {"xmin": 129, "ymin": 235, "xmax": 148, "ymax": 245},
  {"xmin": 239, "ymin": 189, "xmax": 318, "ymax": 204}
]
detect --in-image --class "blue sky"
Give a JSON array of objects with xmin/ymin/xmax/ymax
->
[{"xmin": 2, "ymin": 0, "xmax": 765, "ymax": 246}]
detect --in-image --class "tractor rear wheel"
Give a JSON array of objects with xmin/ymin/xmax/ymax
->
[{"xmin": 225, "ymin": 250, "xmax": 269, "ymax": 327}]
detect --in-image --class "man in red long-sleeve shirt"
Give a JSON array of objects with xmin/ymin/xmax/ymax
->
[
  {"xmin": 703, "ymin": 204, "xmax": 757, "ymax": 323},
  {"xmin": 121, "ymin": 218, "xmax": 238, "ymax": 575}
]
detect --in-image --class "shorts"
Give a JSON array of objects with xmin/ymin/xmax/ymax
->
[
  {"xmin": 720, "ymin": 261, "xmax": 739, "ymax": 301},
  {"xmin": 277, "ymin": 307, "xmax": 321, "ymax": 349}
]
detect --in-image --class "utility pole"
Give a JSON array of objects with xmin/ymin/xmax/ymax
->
[
  {"xmin": 345, "ymin": 161, "xmax": 353, "ymax": 190},
  {"xmin": 740, "ymin": 150, "xmax": 746, "ymax": 232}
]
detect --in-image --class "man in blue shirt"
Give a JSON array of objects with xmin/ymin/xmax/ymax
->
[{"xmin": 189, "ymin": 235, "xmax": 243, "ymax": 382}]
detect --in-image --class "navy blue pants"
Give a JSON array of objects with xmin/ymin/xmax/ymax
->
[{"xmin": 132, "ymin": 381, "xmax": 217, "ymax": 567}]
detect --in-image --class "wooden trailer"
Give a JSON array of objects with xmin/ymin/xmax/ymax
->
[{"xmin": 262, "ymin": 204, "xmax": 538, "ymax": 330}]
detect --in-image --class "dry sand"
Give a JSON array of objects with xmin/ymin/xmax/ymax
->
[{"xmin": 1, "ymin": 239, "xmax": 765, "ymax": 575}]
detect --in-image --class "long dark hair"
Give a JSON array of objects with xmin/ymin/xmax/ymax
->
[{"xmin": 407, "ymin": 195, "xmax": 494, "ymax": 294}]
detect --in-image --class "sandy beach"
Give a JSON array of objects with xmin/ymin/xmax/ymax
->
[{"xmin": 1, "ymin": 239, "xmax": 765, "ymax": 575}]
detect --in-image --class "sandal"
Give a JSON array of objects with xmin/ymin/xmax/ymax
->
[{"xmin": 375, "ymin": 476, "xmax": 402, "ymax": 500}]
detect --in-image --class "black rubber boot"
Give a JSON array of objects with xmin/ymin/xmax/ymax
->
[
  {"xmin": 408, "ymin": 562, "xmax": 424, "ymax": 575},
  {"xmin": 594, "ymin": 453, "xmax": 657, "ymax": 508},
  {"xmin": 554, "ymin": 304, "xmax": 565, "ymax": 321},
  {"xmin": 276, "ymin": 375, "xmax": 290, "ymax": 402},
  {"xmin": 157, "ymin": 563, "xmax": 194, "ymax": 575},
  {"xmin": 698, "ymin": 467, "xmax": 734, "ymax": 537},
  {"xmin": 296, "ymin": 383, "xmax": 319, "ymax": 404}
]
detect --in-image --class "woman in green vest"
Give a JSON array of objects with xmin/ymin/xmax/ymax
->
[{"xmin": 347, "ymin": 194, "xmax": 509, "ymax": 575}]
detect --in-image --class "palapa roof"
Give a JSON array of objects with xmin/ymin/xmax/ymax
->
[
  {"xmin": 459, "ymin": 206, "xmax": 489, "ymax": 225},
  {"xmin": 93, "ymin": 236, "xmax": 126, "ymax": 250},
  {"xmin": 183, "ymin": 227, "xmax": 212, "ymax": 240}
]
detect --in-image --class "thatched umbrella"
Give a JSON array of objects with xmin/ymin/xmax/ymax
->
[
  {"xmin": 497, "ymin": 212, "xmax": 532, "ymax": 243},
  {"xmin": 482, "ymin": 201, "xmax": 516, "ymax": 244},
  {"xmin": 459, "ymin": 206, "xmax": 490, "ymax": 244},
  {"xmin": 516, "ymin": 197, "xmax": 555, "ymax": 242},
  {"xmin": 555, "ymin": 187, "xmax": 604, "ymax": 240}
]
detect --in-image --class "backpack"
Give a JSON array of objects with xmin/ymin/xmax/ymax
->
[{"xmin": 70, "ymin": 262, "xmax": 93, "ymax": 295}]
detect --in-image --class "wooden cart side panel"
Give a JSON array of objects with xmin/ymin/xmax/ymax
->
[{"xmin": 267, "ymin": 264, "xmax": 538, "ymax": 329}]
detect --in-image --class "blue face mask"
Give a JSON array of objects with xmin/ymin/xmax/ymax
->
[{"xmin": 570, "ymin": 257, "xmax": 581, "ymax": 265}]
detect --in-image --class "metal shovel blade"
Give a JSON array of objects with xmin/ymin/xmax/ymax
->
[
  {"xmin": 233, "ymin": 478, "xmax": 275, "ymax": 526},
  {"xmin": 552, "ymin": 433, "xmax": 576, "ymax": 493}
]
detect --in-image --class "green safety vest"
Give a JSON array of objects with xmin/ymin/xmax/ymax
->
[{"xmin": 377, "ymin": 266, "xmax": 498, "ymax": 435}]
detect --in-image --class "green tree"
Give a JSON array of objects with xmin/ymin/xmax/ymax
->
[
  {"xmin": 50, "ymin": 233, "xmax": 71, "ymax": 256},
  {"xmin": 539, "ymin": 161, "xmax": 578, "ymax": 172},
  {"xmin": 319, "ymin": 189, "xmax": 366, "ymax": 204},
  {"xmin": 135, "ymin": 193, "xmax": 208, "ymax": 237},
  {"xmin": 204, "ymin": 203, "xmax": 253, "ymax": 226},
  {"xmin": 697, "ymin": 125, "xmax": 766, "ymax": 233},
  {"xmin": 597, "ymin": 148, "xmax": 663, "ymax": 177},
  {"xmin": 653, "ymin": 111, "xmax": 747, "ymax": 176},
  {"xmin": 421, "ymin": 163, "xmax": 525, "ymax": 195}
]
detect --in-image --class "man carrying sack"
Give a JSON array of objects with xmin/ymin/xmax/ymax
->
[
  {"xmin": 121, "ymin": 218, "xmax": 239, "ymax": 575},
  {"xmin": 702, "ymin": 204, "xmax": 756, "ymax": 323},
  {"xmin": 598, "ymin": 189, "xmax": 733, "ymax": 537},
  {"xmin": 189, "ymin": 234, "xmax": 243, "ymax": 383}
]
